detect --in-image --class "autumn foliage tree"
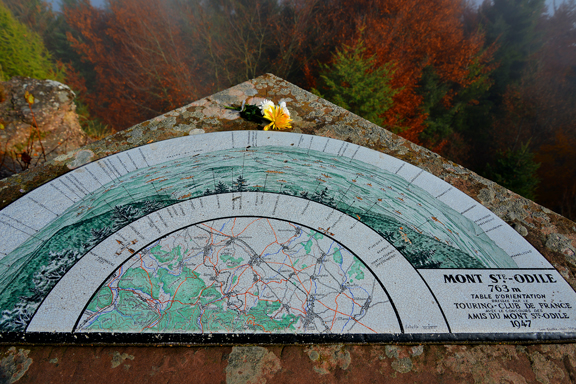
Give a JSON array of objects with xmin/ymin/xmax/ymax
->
[
  {"xmin": 1, "ymin": 0, "xmax": 55, "ymax": 37},
  {"xmin": 63, "ymin": 0, "xmax": 329, "ymax": 129},
  {"xmin": 309, "ymin": 0, "xmax": 492, "ymax": 144},
  {"xmin": 537, "ymin": 130, "xmax": 576, "ymax": 219},
  {"xmin": 64, "ymin": 0, "xmax": 206, "ymax": 129},
  {"xmin": 63, "ymin": 0, "xmax": 490, "ymax": 137}
]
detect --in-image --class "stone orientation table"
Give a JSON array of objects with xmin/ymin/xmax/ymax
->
[
  {"xmin": 0, "ymin": 130, "xmax": 575, "ymax": 344},
  {"xmin": 1, "ymin": 74, "xmax": 576, "ymax": 383}
]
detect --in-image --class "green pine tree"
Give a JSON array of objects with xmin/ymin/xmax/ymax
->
[
  {"xmin": 215, "ymin": 181, "xmax": 229, "ymax": 193},
  {"xmin": 0, "ymin": 3, "xmax": 56, "ymax": 81},
  {"xmin": 485, "ymin": 141, "xmax": 540, "ymax": 200},
  {"xmin": 417, "ymin": 56, "xmax": 493, "ymax": 148},
  {"xmin": 234, "ymin": 175, "xmax": 248, "ymax": 192},
  {"xmin": 480, "ymin": 0, "xmax": 545, "ymax": 97},
  {"xmin": 312, "ymin": 39, "xmax": 399, "ymax": 128}
]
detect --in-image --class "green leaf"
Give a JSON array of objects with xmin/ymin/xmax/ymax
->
[{"xmin": 228, "ymin": 104, "xmax": 267, "ymax": 124}]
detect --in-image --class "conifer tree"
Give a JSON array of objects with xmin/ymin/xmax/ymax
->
[
  {"xmin": 215, "ymin": 181, "xmax": 229, "ymax": 193},
  {"xmin": 480, "ymin": 0, "xmax": 545, "ymax": 97},
  {"xmin": 417, "ymin": 59, "xmax": 493, "ymax": 151},
  {"xmin": 485, "ymin": 142, "xmax": 540, "ymax": 200},
  {"xmin": 312, "ymin": 187, "xmax": 330, "ymax": 204},
  {"xmin": 312, "ymin": 39, "xmax": 398, "ymax": 127},
  {"xmin": 234, "ymin": 175, "xmax": 248, "ymax": 192}
]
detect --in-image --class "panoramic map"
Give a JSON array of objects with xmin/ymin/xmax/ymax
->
[{"xmin": 0, "ymin": 131, "xmax": 574, "ymax": 341}]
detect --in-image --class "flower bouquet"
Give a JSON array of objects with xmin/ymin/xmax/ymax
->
[{"xmin": 229, "ymin": 99, "xmax": 292, "ymax": 130}]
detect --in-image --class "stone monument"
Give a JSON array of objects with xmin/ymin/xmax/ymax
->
[{"xmin": 1, "ymin": 74, "xmax": 576, "ymax": 381}]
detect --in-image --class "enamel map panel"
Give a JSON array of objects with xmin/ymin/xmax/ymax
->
[{"xmin": 1, "ymin": 131, "xmax": 575, "ymax": 343}]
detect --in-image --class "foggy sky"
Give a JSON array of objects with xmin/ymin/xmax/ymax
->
[
  {"xmin": 48, "ymin": 0, "xmax": 105, "ymax": 12},
  {"xmin": 471, "ymin": 0, "xmax": 566, "ymax": 12}
]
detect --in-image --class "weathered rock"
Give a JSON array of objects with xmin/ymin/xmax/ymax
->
[{"xmin": 0, "ymin": 76, "xmax": 88, "ymax": 178}]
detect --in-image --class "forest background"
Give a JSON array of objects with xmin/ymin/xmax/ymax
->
[{"xmin": 1, "ymin": 0, "xmax": 575, "ymax": 221}]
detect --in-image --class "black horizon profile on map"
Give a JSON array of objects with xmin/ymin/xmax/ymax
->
[{"xmin": 0, "ymin": 131, "xmax": 575, "ymax": 344}]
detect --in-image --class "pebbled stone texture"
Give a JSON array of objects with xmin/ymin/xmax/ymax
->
[
  {"xmin": 0, "ymin": 347, "xmax": 32, "ymax": 384},
  {"xmin": 0, "ymin": 77, "xmax": 89, "ymax": 177},
  {"xmin": 225, "ymin": 346, "xmax": 281, "ymax": 384},
  {"xmin": 0, "ymin": 74, "xmax": 575, "ymax": 383},
  {"xmin": 0, "ymin": 344, "xmax": 575, "ymax": 383}
]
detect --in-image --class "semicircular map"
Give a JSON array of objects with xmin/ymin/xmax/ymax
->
[{"xmin": 1, "ymin": 131, "xmax": 575, "ymax": 343}]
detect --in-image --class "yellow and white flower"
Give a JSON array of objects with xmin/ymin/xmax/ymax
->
[
  {"xmin": 259, "ymin": 99, "xmax": 275, "ymax": 113},
  {"xmin": 279, "ymin": 101, "xmax": 290, "ymax": 117},
  {"xmin": 261, "ymin": 100, "xmax": 292, "ymax": 130}
]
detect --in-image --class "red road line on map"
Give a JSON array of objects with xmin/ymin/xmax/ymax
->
[
  {"xmin": 212, "ymin": 246, "xmax": 226, "ymax": 270},
  {"xmin": 234, "ymin": 218, "xmax": 261, "ymax": 238},
  {"xmin": 330, "ymin": 293, "xmax": 342, "ymax": 331},
  {"xmin": 92, "ymin": 264, "xmax": 125, "ymax": 319},
  {"xmin": 222, "ymin": 265, "xmax": 252, "ymax": 296},
  {"xmin": 302, "ymin": 266, "xmax": 315, "ymax": 297},
  {"xmin": 242, "ymin": 277, "xmax": 262, "ymax": 312},
  {"xmin": 289, "ymin": 306, "xmax": 306, "ymax": 316},
  {"xmin": 192, "ymin": 283, "xmax": 224, "ymax": 333},
  {"xmin": 258, "ymin": 241, "xmax": 280, "ymax": 259},
  {"xmin": 282, "ymin": 224, "xmax": 299, "ymax": 246},
  {"xmin": 279, "ymin": 249, "xmax": 296, "ymax": 270},
  {"xmin": 246, "ymin": 316, "xmax": 269, "ymax": 333},
  {"xmin": 139, "ymin": 256, "xmax": 157, "ymax": 305},
  {"xmin": 266, "ymin": 261, "xmax": 308, "ymax": 280},
  {"xmin": 260, "ymin": 277, "xmax": 289, "ymax": 286},
  {"xmin": 340, "ymin": 291, "xmax": 364, "ymax": 309},
  {"xmin": 314, "ymin": 298, "xmax": 377, "ymax": 333},
  {"xmin": 266, "ymin": 219, "xmax": 280, "ymax": 245},
  {"xmin": 200, "ymin": 222, "xmax": 228, "ymax": 237},
  {"xmin": 160, "ymin": 274, "xmax": 199, "ymax": 314},
  {"xmin": 285, "ymin": 292, "xmax": 307, "ymax": 315}
]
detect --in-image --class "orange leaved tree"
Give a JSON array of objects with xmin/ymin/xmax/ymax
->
[
  {"xmin": 65, "ymin": 0, "xmax": 206, "ymax": 130},
  {"xmin": 314, "ymin": 0, "xmax": 491, "ymax": 144}
]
